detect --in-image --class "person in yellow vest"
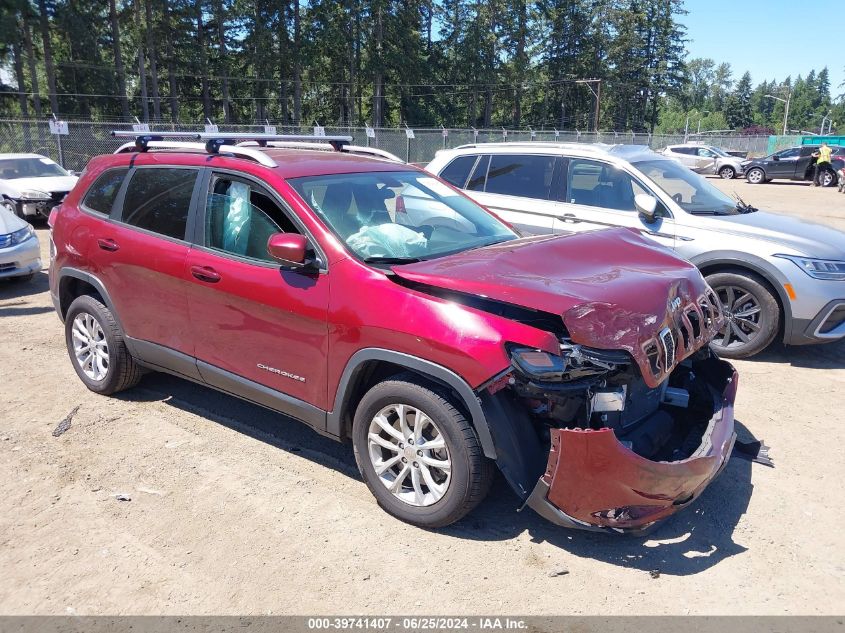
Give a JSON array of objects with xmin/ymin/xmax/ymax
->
[{"xmin": 811, "ymin": 142, "xmax": 834, "ymax": 186}]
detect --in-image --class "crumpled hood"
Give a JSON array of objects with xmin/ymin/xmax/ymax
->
[
  {"xmin": 3, "ymin": 175, "xmax": 77, "ymax": 197},
  {"xmin": 393, "ymin": 228, "xmax": 721, "ymax": 386}
]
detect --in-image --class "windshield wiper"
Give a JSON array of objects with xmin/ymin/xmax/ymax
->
[
  {"xmin": 362, "ymin": 256, "xmax": 422, "ymax": 264},
  {"xmin": 687, "ymin": 210, "xmax": 733, "ymax": 216},
  {"xmin": 733, "ymin": 193, "xmax": 758, "ymax": 213}
]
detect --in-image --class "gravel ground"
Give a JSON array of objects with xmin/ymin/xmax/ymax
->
[{"xmin": 0, "ymin": 177, "xmax": 843, "ymax": 615}]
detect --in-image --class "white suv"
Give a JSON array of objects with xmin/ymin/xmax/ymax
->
[{"xmin": 426, "ymin": 142, "xmax": 845, "ymax": 359}]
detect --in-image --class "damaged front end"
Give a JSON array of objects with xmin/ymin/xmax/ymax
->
[{"xmin": 480, "ymin": 292, "xmax": 737, "ymax": 534}]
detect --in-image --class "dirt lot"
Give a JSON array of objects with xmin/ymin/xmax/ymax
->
[{"xmin": 1, "ymin": 178, "xmax": 844, "ymax": 616}]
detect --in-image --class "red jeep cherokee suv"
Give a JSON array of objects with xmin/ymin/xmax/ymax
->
[{"xmin": 49, "ymin": 133, "xmax": 737, "ymax": 533}]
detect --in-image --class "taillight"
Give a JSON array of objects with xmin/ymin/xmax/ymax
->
[
  {"xmin": 47, "ymin": 206, "xmax": 59, "ymax": 228},
  {"xmin": 395, "ymin": 195, "xmax": 406, "ymax": 214}
]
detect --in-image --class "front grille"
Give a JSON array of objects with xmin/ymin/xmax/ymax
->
[
  {"xmin": 0, "ymin": 262, "xmax": 16, "ymax": 272},
  {"xmin": 819, "ymin": 305, "xmax": 845, "ymax": 334},
  {"xmin": 0, "ymin": 234, "xmax": 11, "ymax": 249},
  {"xmin": 50, "ymin": 191, "xmax": 67, "ymax": 202},
  {"xmin": 660, "ymin": 327, "xmax": 676, "ymax": 369}
]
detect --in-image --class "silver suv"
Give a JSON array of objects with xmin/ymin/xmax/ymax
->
[
  {"xmin": 660, "ymin": 144, "xmax": 745, "ymax": 180},
  {"xmin": 426, "ymin": 143, "xmax": 845, "ymax": 358}
]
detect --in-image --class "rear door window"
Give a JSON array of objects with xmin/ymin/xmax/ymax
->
[
  {"xmin": 466, "ymin": 155, "xmax": 490, "ymax": 191},
  {"xmin": 82, "ymin": 168, "xmax": 128, "ymax": 216},
  {"xmin": 438, "ymin": 156, "xmax": 477, "ymax": 189},
  {"xmin": 484, "ymin": 154, "xmax": 557, "ymax": 200},
  {"xmin": 119, "ymin": 168, "xmax": 198, "ymax": 240}
]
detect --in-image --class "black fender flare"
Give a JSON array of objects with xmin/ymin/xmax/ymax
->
[
  {"xmin": 327, "ymin": 348, "xmax": 498, "ymax": 459},
  {"xmin": 690, "ymin": 252, "xmax": 794, "ymax": 343}
]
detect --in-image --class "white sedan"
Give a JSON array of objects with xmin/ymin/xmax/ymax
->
[{"xmin": 0, "ymin": 153, "xmax": 77, "ymax": 220}]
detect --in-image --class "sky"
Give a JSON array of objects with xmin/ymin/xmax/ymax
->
[{"xmin": 682, "ymin": 0, "xmax": 843, "ymax": 97}]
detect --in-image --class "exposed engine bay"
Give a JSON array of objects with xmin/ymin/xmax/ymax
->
[{"xmin": 499, "ymin": 340, "xmax": 719, "ymax": 462}]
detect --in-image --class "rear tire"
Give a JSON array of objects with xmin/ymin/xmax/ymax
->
[
  {"xmin": 352, "ymin": 375, "xmax": 494, "ymax": 528},
  {"xmin": 706, "ymin": 272, "xmax": 780, "ymax": 359},
  {"xmin": 746, "ymin": 168, "xmax": 765, "ymax": 184},
  {"xmin": 65, "ymin": 294, "xmax": 142, "ymax": 395},
  {"xmin": 820, "ymin": 169, "xmax": 836, "ymax": 187}
]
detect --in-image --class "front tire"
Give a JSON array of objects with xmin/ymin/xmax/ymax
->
[
  {"xmin": 746, "ymin": 168, "xmax": 765, "ymax": 184},
  {"xmin": 719, "ymin": 166, "xmax": 736, "ymax": 179},
  {"xmin": 65, "ymin": 294, "xmax": 142, "ymax": 395},
  {"xmin": 706, "ymin": 272, "xmax": 780, "ymax": 359},
  {"xmin": 352, "ymin": 376, "xmax": 494, "ymax": 528}
]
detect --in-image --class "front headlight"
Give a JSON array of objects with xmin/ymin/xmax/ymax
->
[
  {"xmin": 19, "ymin": 190, "xmax": 51, "ymax": 200},
  {"xmin": 9, "ymin": 225, "xmax": 35, "ymax": 246},
  {"xmin": 509, "ymin": 347, "xmax": 567, "ymax": 381},
  {"xmin": 775, "ymin": 254, "xmax": 845, "ymax": 281}
]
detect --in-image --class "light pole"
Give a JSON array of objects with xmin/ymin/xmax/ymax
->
[
  {"xmin": 765, "ymin": 92, "xmax": 791, "ymax": 135},
  {"xmin": 697, "ymin": 111, "xmax": 710, "ymax": 135},
  {"xmin": 820, "ymin": 111, "xmax": 831, "ymax": 136}
]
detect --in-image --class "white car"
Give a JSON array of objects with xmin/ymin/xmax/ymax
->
[
  {"xmin": 0, "ymin": 153, "xmax": 78, "ymax": 220},
  {"xmin": 427, "ymin": 142, "xmax": 845, "ymax": 359},
  {"xmin": 0, "ymin": 205, "xmax": 41, "ymax": 281}
]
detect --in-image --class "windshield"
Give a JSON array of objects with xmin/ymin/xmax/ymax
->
[
  {"xmin": 633, "ymin": 159, "xmax": 740, "ymax": 215},
  {"xmin": 0, "ymin": 157, "xmax": 68, "ymax": 180},
  {"xmin": 288, "ymin": 171, "xmax": 517, "ymax": 262}
]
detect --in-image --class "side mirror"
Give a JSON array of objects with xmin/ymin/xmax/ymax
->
[
  {"xmin": 634, "ymin": 193, "xmax": 659, "ymax": 223},
  {"xmin": 267, "ymin": 232, "xmax": 308, "ymax": 267},
  {"xmin": 771, "ymin": 155, "xmax": 780, "ymax": 161}
]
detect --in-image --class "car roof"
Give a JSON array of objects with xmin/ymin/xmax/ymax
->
[
  {"xmin": 99, "ymin": 146, "xmax": 415, "ymax": 179},
  {"xmin": 262, "ymin": 148, "xmax": 412, "ymax": 178},
  {"xmin": 0, "ymin": 153, "xmax": 51, "ymax": 160},
  {"xmin": 438, "ymin": 142, "xmax": 664, "ymax": 164}
]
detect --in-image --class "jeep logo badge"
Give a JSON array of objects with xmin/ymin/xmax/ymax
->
[{"xmin": 668, "ymin": 297, "xmax": 682, "ymax": 311}]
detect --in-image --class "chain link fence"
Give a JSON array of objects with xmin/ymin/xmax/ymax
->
[{"xmin": 0, "ymin": 118, "xmax": 773, "ymax": 172}]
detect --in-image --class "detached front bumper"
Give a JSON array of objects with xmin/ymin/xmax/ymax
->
[
  {"xmin": 8, "ymin": 197, "xmax": 63, "ymax": 219},
  {"xmin": 526, "ymin": 358, "xmax": 737, "ymax": 534}
]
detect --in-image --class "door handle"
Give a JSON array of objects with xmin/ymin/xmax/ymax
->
[
  {"xmin": 97, "ymin": 238, "xmax": 119, "ymax": 252},
  {"xmin": 559, "ymin": 213, "xmax": 580, "ymax": 223},
  {"xmin": 190, "ymin": 265, "xmax": 221, "ymax": 283}
]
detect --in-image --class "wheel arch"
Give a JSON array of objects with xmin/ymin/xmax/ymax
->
[
  {"xmin": 692, "ymin": 253, "xmax": 793, "ymax": 343},
  {"xmin": 57, "ymin": 268, "xmax": 124, "ymax": 332},
  {"xmin": 328, "ymin": 348, "xmax": 498, "ymax": 459}
]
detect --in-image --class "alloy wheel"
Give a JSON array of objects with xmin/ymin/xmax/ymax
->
[
  {"xmin": 711, "ymin": 285, "xmax": 763, "ymax": 350},
  {"xmin": 719, "ymin": 167, "xmax": 735, "ymax": 179},
  {"xmin": 747, "ymin": 169, "xmax": 764, "ymax": 184},
  {"xmin": 367, "ymin": 403, "xmax": 451, "ymax": 507},
  {"xmin": 71, "ymin": 312, "xmax": 110, "ymax": 381},
  {"xmin": 821, "ymin": 170, "xmax": 834, "ymax": 187}
]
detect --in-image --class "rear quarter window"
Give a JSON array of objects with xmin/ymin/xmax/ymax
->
[
  {"xmin": 484, "ymin": 154, "xmax": 556, "ymax": 200},
  {"xmin": 81, "ymin": 168, "xmax": 129, "ymax": 216},
  {"xmin": 119, "ymin": 168, "xmax": 198, "ymax": 240}
]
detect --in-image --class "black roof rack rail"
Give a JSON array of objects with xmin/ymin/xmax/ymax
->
[
  {"xmin": 194, "ymin": 132, "xmax": 354, "ymax": 151},
  {"xmin": 110, "ymin": 131, "xmax": 278, "ymax": 167}
]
